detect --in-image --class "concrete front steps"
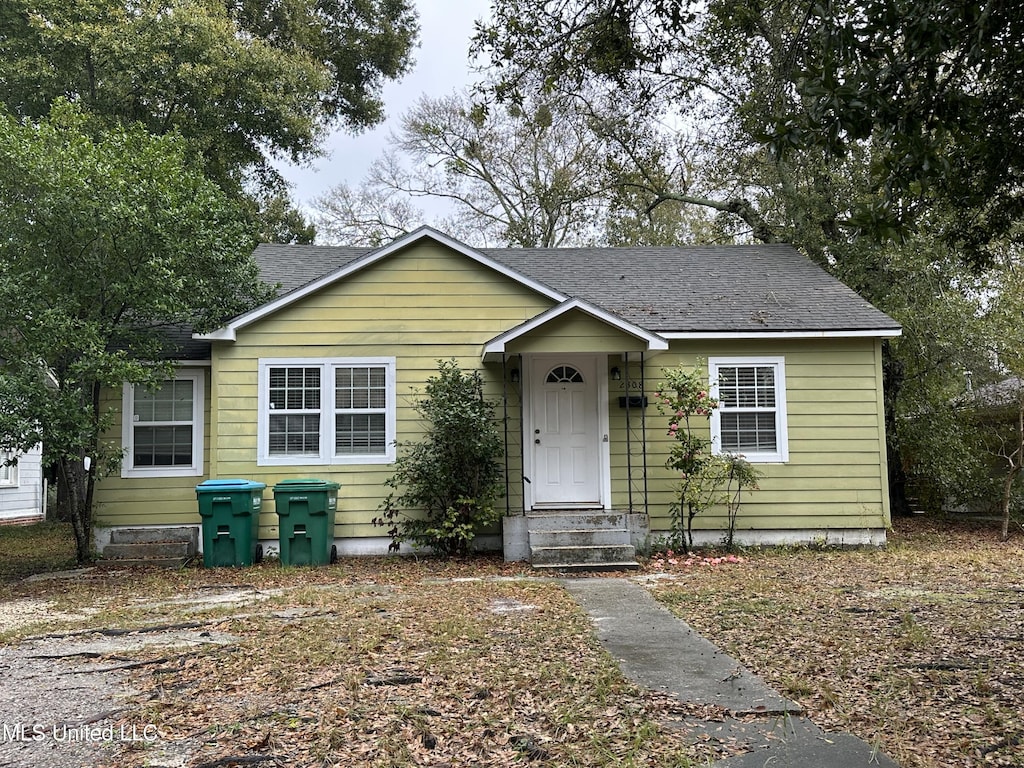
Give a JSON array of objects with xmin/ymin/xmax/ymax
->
[
  {"xmin": 100, "ymin": 526, "xmax": 198, "ymax": 568},
  {"xmin": 528, "ymin": 510, "xmax": 640, "ymax": 572}
]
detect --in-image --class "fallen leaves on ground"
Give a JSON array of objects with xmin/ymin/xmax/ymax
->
[
  {"xmin": 77, "ymin": 577, "xmax": 724, "ymax": 767},
  {"xmin": 649, "ymin": 516, "xmax": 1024, "ymax": 768},
  {"xmin": 4, "ymin": 516, "xmax": 1021, "ymax": 767},
  {"xmin": 0, "ymin": 522, "xmax": 77, "ymax": 584}
]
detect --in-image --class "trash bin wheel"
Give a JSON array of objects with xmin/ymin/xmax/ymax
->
[
  {"xmin": 330, "ymin": 544, "xmax": 338, "ymax": 564},
  {"xmin": 255, "ymin": 543, "xmax": 264, "ymax": 564}
]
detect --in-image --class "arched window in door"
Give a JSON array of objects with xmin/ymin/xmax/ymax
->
[{"xmin": 546, "ymin": 365, "xmax": 584, "ymax": 384}]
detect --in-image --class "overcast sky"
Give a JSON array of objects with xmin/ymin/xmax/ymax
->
[{"xmin": 275, "ymin": 0, "xmax": 492, "ymax": 210}]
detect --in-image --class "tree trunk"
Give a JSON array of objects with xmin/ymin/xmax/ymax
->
[
  {"xmin": 54, "ymin": 469, "xmax": 73, "ymax": 522},
  {"xmin": 1005, "ymin": 403, "xmax": 1024, "ymax": 542},
  {"xmin": 685, "ymin": 502, "xmax": 696, "ymax": 554},
  {"xmin": 1001, "ymin": 472, "xmax": 1014, "ymax": 542},
  {"xmin": 887, "ymin": 445, "xmax": 912, "ymax": 516},
  {"xmin": 57, "ymin": 455, "xmax": 93, "ymax": 564}
]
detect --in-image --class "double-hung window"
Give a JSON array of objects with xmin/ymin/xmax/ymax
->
[
  {"xmin": 258, "ymin": 358, "xmax": 396, "ymax": 465},
  {"xmin": 0, "ymin": 451, "xmax": 18, "ymax": 487},
  {"xmin": 709, "ymin": 357, "xmax": 789, "ymax": 463},
  {"xmin": 121, "ymin": 370, "xmax": 205, "ymax": 477}
]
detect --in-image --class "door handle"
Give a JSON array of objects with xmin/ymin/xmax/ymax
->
[{"xmin": 534, "ymin": 438, "xmax": 541, "ymax": 444}]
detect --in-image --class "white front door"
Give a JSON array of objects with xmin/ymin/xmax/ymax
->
[{"xmin": 529, "ymin": 355, "xmax": 603, "ymax": 507}]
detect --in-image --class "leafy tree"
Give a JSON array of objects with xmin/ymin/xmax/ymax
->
[
  {"xmin": 0, "ymin": 104, "xmax": 275, "ymax": 562},
  {"xmin": 974, "ymin": 244, "xmax": 1024, "ymax": 539},
  {"xmin": 475, "ymin": 0, "xmax": 1024, "ymax": 258},
  {"xmin": 253, "ymin": 190, "xmax": 317, "ymax": 245},
  {"xmin": 963, "ymin": 380, "xmax": 1024, "ymax": 541},
  {"xmin": 472, "ymin": 0, "xmax": 697, "ymax": 101},
  {"xmin": 766, "ymin": 0, "xmax": 1024, "ymax": 259},
  {"xmin": 374, "ymin": 360, "xmax": 505, "ymax": 557},
  {"xmin": 0, "ymin": 0, "xmax": 419, "ymax": 226},
  {"xmin": 473, "ymin": 1, "xmax": 824, "ymax": 245}
]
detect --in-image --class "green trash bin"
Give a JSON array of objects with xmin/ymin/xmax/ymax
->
[
  {"xmin": 196, "ymin": 479, "xmax": 266, "ymax": 567},
  {"xmin": 274, "ymin": 478, "xmax": 340, "ymax": 566}
]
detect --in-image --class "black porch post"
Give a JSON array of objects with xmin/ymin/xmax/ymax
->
[
  {"xmin": 502, "ymin": 353, "xmax": 510, "ymax": 516},
  {"xmin": 624, "ymin": 352, "xmax": 633, "ymax": 513}
]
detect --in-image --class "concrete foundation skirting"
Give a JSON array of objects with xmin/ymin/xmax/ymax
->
[
  {"xmin": 651, "ymin": 527, "xmax": 888, "ymax": 548},
  {"xmin": 330, "ymin": 534, "xmax": 502, "ymax": 558},
  {"xmin": 94, "ymin": 524, "xmax": 201, "ymax": 553},
  {"xmin": 502, "ymin": 516, "xmax": 530, "ymax": 562},
  {"xmin": 95, "ymin": 522, "xmax": 886, "ymax": 561},
  {"xmin": 96, "ymin": 527, "xmax": 502, "ymax": 559}
]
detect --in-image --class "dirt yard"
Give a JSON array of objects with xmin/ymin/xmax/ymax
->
[{"xmin": 0, "ymin": 515, "xmax": 1020, "ymax": 767}]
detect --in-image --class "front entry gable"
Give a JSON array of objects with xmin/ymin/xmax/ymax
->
[{"xmin": 482, "ymin": 298, "xmax": 668, "ymax": 362}]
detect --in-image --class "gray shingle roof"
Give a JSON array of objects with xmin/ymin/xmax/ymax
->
[
  {"xmin": 481, "ymin": 244, "xmax": 899, "ymax": 333},
  {"xmin": 251, "ymin": 240, "xmax": 899, "ymax": 335},
  {"xmin": 253, "ymin": 243, "xmax": 367, "ymax": 295},
  {"xmin": 967, "ymin": 377, "xmax": 1024, "ymax": 408},
  {"xmin": 161, "ymin": 324, "xmax": 214, "ymax": 360}
]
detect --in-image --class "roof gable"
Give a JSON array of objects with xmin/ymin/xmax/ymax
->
[
  {"xmin": 197, "ymin": 230, "xmax": 901, "ymax": 342},
  {"xmin": 198, "ymin": 227, "xmax": 566, "ymax": 341}
]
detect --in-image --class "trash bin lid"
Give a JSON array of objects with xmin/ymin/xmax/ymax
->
[
  {"xmin": 273, "ymin": 478, "xmax": 340, "ymax": 491},
  {"xmin": 196, "ymin": 478, "xmax": 266, "ymax": 492}
]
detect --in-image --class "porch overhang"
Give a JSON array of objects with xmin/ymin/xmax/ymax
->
[{"xmin": 481, "ymin": 298, "xmax": 669, "ymax": 363}]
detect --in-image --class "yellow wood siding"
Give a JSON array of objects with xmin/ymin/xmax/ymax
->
[
  {"xmin": 506, "ymin": 310, "xmax": 649, "ymax": 354},
  {"xmin": 608, "ymin": 339, "xmax": 891, "ymax": 535},
  {"xmin": 95, "ymin": 242, "xmax": 546, "ymax": 536},
  {"xmin": 94, "ymin": 369, "xmax": 212, "ymax": 527},
  {"xmin": 93, "ymin": 240, "xmax": 892, "ymax": 542}
]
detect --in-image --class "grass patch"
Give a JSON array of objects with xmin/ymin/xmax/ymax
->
[{"xmin": 0, "ymin": 521, "xmax": 76, "ymax": 586}]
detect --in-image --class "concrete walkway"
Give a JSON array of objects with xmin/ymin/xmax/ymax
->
[{"xmin": 563, "ymin": 578, "xmax": 900, "ymax": 767}]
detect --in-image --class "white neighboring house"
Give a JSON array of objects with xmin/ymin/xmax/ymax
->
[{"xmin": 0, "ymin": 444, "xmax": 44, "ymax": 524}]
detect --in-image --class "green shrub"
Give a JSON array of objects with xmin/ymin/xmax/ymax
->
[
  {"xmin": 657, "ymin": 363, "xmax": 760, "ymax": 551},
  {"xmin": 374, "ymin": 360, "xmax": 505, "ymax": 557}
]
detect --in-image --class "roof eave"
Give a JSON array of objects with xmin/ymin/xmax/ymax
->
[
  {"xmin": 659, "ymin": 328, "xmax": 902, "ymax": 340},
  {"xmin": 194, "ymin": 327, "xmax": 236, "ymax": 341}
]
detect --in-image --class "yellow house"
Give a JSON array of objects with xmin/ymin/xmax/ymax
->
[{"xmin": 93, "ymin": 227, "xmax": 902, "ymax": 566}]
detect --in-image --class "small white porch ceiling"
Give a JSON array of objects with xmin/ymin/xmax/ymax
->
[{"xmin": 481, "ymin": 298, "xmax": 669, "ymax": 363}]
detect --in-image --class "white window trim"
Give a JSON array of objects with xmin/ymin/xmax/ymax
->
[
  {"xmin": 121, "ymin": 370, "xmax": 205, "ymax": 478},
  {"xmin": 257, "ymin": 357, "xmax": 397, "ymax": 466},
  {"xmin": 0, "ymin": 451, "xmax": 19, "ymax": 487},
  {"xmin": 709, "ymin": 356, "xmax": 789, "ymax": 463}
]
